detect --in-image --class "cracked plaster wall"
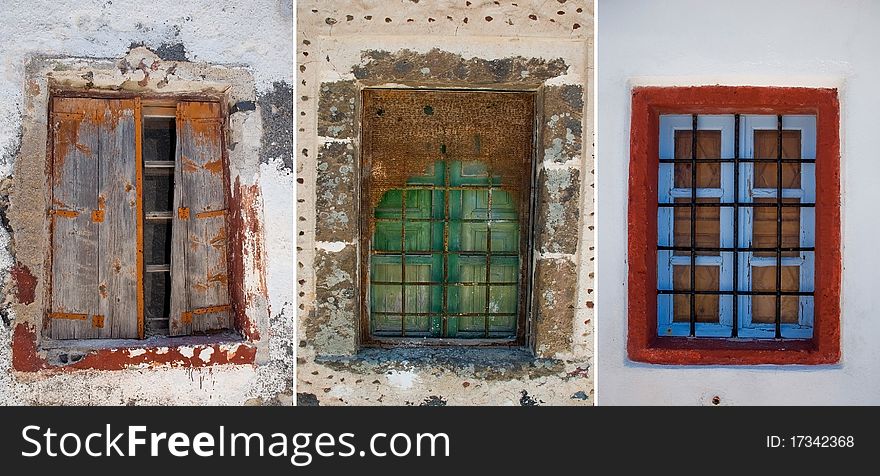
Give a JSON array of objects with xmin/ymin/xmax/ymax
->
[
  {"xmin": 0, "ymin": 0, "xmax": 294, "ymax": 405},
  {"xmin": 297, "ymin": 0, "xmax": 594, "ymax": 406}
]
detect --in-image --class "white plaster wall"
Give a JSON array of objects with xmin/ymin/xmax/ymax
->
[
  {"xmin": 0, "ymin": 0, "xmax": 294, "ymax": 405},
  {"xmin": 597, "ymin": 0, "xmax": 880, "ymax": 405}
]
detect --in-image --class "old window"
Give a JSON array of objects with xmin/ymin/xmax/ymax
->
[
  {"xmin": 628, "ymin": 86, "xmax": 840, "ymax": 365},
  {"xmin": 48, "ymin": 96, "xmax": 230, "ymax": 340},
  {"xmin": 657, "ymin": 114, "xmax": 815, "ymax": 339},
  {"xmin": 360, "ymin": 89, "xmax": 535, "ymax": 345}
]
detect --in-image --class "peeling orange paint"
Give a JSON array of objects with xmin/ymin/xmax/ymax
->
[
  {"xmin": 180, "ymin": 155, "xmax": 199, "ymax": 173},
  {"xmin": 204, "ymin": 159, "xmax": 224, "ymax": 175},
  {"xmin": 208, "ymin": 272, "xmax": 228, "ymax": 284}
]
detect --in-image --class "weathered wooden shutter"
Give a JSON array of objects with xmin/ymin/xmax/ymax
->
[
  {"xmin": 169, "ymin": 101, "xmax": 231, "ymax": 335},
  {"xmin": 49, "ymin": 97, "xmax": 140, "ymax": 339}
]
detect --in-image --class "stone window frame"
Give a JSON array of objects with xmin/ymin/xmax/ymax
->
[
  {"xmin": 10, "ymin": 50, "xmax": 268, "ymax": 371},
  {"xmin": 627, "ymin": 86, "xmax": 841, "ymax": 365},
  {"xmin": 314, "ymin": 48, "xmax": 586, "ymax": 358},
  {"xmin": 358, "ymin": 88, "xmax": 539, "ymax": 347}
]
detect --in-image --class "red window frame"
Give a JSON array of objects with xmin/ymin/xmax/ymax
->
[{"xmin": 627, "ymin": 86, "xmax": 841, "ymax": 365}]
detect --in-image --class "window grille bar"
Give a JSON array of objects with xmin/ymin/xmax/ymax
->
[
  {"xmin": 373, "ymin": 218, "xmax": 518, "ymax": 224},
  {"xmin": 371, "ymin": 250, "xmax": 519, "ymax": 257},
  {"xmin": 659, "ymin": 246, "xmax": 813, "ymax": 252},
  {"xmin": 776, "ymin": 115, "xmax": 784, "ymax": 338},
  {"xmin": 690, "ymin": 114, "xmax": 697, "ymax": 336},
  {"xmin": 659, "ymin": 158, "xmax": 814, "ymax": 164},
  {"xmin": 400, "ymin": 187, "xmax": 407, "ymax": 337},
  {"xmin": 658, "ymin": 202, "xmax": 814, "ymax": 208},
  {"xmin": 373, "ymin": 311, "xmax": 516, "ymax": 317},
  {"xmin": 659, "ymin": 290, "xmax": 812, "ymax": 296},
  {"xmin": 442, "ymin": 148, "xmax": 451, "ymax": 337},
  {"xmin": 733, "ymin": 114, "xmax": 740, "ymax": 337},
  {"xmin": 372, "ymin": 281, "xmax": 519, "ymax": 286},
  {"xmin": 484, "ymin": 177, "xmax": 493, "ymax": 338}
]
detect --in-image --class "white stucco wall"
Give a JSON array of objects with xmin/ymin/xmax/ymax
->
[
  {"xmin": 597, "ymin": 0, "xmax": 880, "ymax": 404},
  {"xmin": 0, "ymin": 0, "xmax": 294, "ymax": 405}
]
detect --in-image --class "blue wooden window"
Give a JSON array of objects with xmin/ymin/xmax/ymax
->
[
  {"xmin": 657, "ymin": 114, "xmax": 816, "ymax": 339},
  {"xmin": 370, "ymin": 160, "xmax": 521, "ymax": 339}
]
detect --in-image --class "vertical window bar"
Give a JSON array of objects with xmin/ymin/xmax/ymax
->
[
  {"xmin": 442, "ymin": 146, "xmax": 450, "ymax": 337},
  {"xmin": 484, "ymin": 179, "xmax": 493, "ymax": 338},
  {"xmin": 732, "ymin": 114, "xmax": 740, "ymax": 337},
  {"xmin": 690, "ymin": 114, "xmax": 698, "ymax": 336},
  {"xmin": 775, "ymin": 115, "xmax": 783, "ymax": 339},
  {"xmin": 400, "ymin": 188, "xmax": 407, "ymax": 337}
]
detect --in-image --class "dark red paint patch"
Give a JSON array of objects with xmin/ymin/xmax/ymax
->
[
  {"xmin": 12, "ymin": 322, "xmax": 257, "ymax": 372},
  {"xmin": 11, "ymin": 263, "xmax": 37, "ymax": 305},
  {"xmin": 627, "ymin": 86, "xmax": 841, "ymax": 365},
  {"xmin": 227, "ymin": 176, "xmax": 263, "ymax": 341}
]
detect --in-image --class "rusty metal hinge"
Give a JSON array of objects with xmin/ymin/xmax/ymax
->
[
  {"xmin": 47, "ymin": 312, "xmax": 88, "ymax": 320},
  {"xmin": 194, "ymin": 304, "xmax": 231, "ymax": 315},
  {"xmin": 50, "ymin": 209, "xmax": 79, "ymax": 218},
  {"xmin": 48, "ymin": 312, "xmax": 105, "ymax": 328},
  {"xmin": 178, "ymin": 207, "xmax": 190, "ymax": 220},
  {"xmin": 181, "ymin": 305, "xmax": 230, "ymax": 325}
]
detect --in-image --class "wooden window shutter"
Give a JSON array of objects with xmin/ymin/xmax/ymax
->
[
  {"xmin": 49, "ymin": 97, "xmax": 141, "ymax": 339},
  {"xmin": 168, "ymin": 101, "xmax": 231, "ymax": 336}
]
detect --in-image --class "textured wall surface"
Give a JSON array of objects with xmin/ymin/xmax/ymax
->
[
  {"xmin": 0, "ymin": 0, "xmax": 293, "ymax": 405},
  {"xmin": 297, "ymin": 1, "xmax": 594, "ymax": 406},
  {"xmin": 598, "ymin": 0, "xmax": 880, "ymax": 405}
]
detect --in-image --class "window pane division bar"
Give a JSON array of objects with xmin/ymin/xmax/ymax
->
[
  {"xmin": 690, "ymin": 114, "xmax": 697, "ymax": 336},
  {"xmin": 658, "ymin": 203, "xmax": 814, "ymax": 208},
  {"xmin": 484, "ymin": 171, "xmax": 494, "ymax": 338},
  {"xmin": 442, "ymin": 148, "xmax": 450, "ymax": 337},
  {"xmin": 660, "ymin": 158, "xmax": 814, "ymax": 163},
  {"xmin": 400, "ymin": 187, "xmax": 407, "ymax": 337},
  {"xmin": 776, "ymin": 115, "xmax": 783, "ymax": 338},
  {"xmin": 659, "ymin": 246, "xmax": 813, "ymax": 252},
  {"xmin": 733, "ymin": 114, "xmax": 740, "ymax": 337},
  {"xmin": 659, "ymin": 290, "xmax": 812, "ymax": 296},
  {"xmin": 371, "ymin": 250, "xmax": 518, "ymax": 257},
  {"xmin": 374, "ymin": 312, "xmax": 516, "ymax": 317}
]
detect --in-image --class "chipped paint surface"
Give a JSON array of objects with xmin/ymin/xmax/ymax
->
[
  {"xmin": 0, "ymin": 1, "xmax": 293, "ymax": 405},
  {"xmin": 298, "ymin": 0, "xmax": 593, "ymax": 405}
]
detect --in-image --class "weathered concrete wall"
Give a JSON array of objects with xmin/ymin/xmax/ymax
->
[
  {"xmin": 0, "ymin": 0, "xmax": 293, "ymax": 405},
  {"xmin": 598, "ymin": 0, "xmax": 880, "ymax": 404},
  {"xmin": 297, "ymin": 1, "xmax": 594, "ymax": 405}
]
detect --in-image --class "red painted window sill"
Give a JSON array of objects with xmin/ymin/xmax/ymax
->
[
  {"xmin": 627, "ymin": 86, "xmax": 841, "ymax": 366},
  {"xmin": 12, "ymin": 323, "xmax": 257, "ymax": 372}
]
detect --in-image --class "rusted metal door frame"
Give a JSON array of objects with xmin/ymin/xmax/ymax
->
[{"xmin": 358, "ymin": 86, "xmax": 540, "ymax": 349}]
